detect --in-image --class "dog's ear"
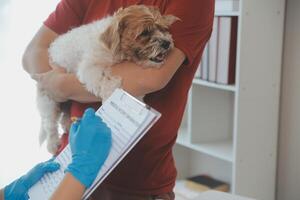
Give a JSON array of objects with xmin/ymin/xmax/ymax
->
[
  {"xmin": 162, "ymin": 15, "xmax": 180, "ymax": 27},
  {"xmin": 100, "ymin": 14, "xmax": 125, "ymax": 55},
  {"xmin": 101, "ymin": 20, "xmax": 121, "ymax": 54},
  {"xmin": 115, "ymin": 7, "xmax": 124, "ymax": 15}
]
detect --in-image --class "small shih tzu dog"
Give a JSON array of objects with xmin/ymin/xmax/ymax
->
[{"xmin": 36, "ymin": 5, "xmax": 178, "ymax": 154}]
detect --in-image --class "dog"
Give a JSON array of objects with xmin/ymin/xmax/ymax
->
[{"xmin": 36, "ymin": 5, "xmax": 178, "ymax": 154}]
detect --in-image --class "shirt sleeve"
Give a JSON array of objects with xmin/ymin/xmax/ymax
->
[
  {"xmin": 165, "ymin": 0, "xmax": 215, "ymax": 65},
  {"xmin": 44, "ymin": 0, "xmax": 90, "ymax": 34}
]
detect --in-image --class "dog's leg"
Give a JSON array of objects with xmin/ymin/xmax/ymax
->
[
  {"xmin": 37, "ymin": 87, "xmax": 61, "ymax": 154},
  {"xmin": 77, "ymin": 58, "xmax": 122, "ymax": 102},
  {"xmin": 98, "ymin": 68, "xmax": 122, "ymax": 101},
  {"xmin": 59, "ymin": 102, "xmax": 72, "ymax": 133}
]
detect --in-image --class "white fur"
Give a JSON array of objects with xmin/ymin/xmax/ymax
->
[{"xmin": 37, "ymin": 16, "xmax": 122, "ymax": 154}]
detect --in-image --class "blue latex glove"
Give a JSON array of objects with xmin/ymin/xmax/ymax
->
[
  {"xmin": 66, "ymin": 108, "xmax": 112, "ymax": 188},
  {"xmin": 4, "ymin": 160, "xmax": 60, "ymax": 200}
]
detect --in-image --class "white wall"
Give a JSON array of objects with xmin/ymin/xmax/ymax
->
[
  {"xmin": 277, "ymin": 0, "xmax": 300, "ymax": 199},
  {"xmin": 0, "ymin": 0, "xmax": 59, "ymax": 187}
]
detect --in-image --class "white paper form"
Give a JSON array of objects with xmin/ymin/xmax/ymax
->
[{"xmin": 28, "ymin": 88, "xmax": 161, "ymax": 200}]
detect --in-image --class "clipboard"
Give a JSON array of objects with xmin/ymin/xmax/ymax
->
[{"xmin": 28, "ymin": 88, "xmax": 161, "ymax": 199}]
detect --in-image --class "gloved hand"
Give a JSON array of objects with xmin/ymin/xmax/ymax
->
[
  {"xmin": 4, "ymin": 160, "xmax": 60, "ymax": 200},
  {"xmin": 66, "ymin": 108, "xmax": 112, "ymax": 188}
]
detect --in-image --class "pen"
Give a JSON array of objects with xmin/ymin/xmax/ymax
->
[{"xmin": 71, "ymin": 117, "xmax": 81, "ymax": 123}]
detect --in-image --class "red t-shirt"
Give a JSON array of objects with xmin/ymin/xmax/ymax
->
[{"xmin": 45, "ymin": 0, "xmax": 214, "ymax": 195}]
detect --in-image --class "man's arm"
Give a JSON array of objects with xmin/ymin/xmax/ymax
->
[
  {"xmin": 23, "ymin": 25, "xmax": 186, "ymax": 102},
  {"xmin": 22, "ymin": 26, "xmax": 57, "ymax": 74},
  {"xmin": 63, "ymin": 48, "xmax": 185, "ymax": 101}
]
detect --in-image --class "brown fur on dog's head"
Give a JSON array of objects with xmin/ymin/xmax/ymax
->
[{"xmin": 101, "ymin": 5, "xmax": 179, "ymax": 66}]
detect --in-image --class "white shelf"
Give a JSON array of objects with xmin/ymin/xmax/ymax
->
[
  {"xmin": 176, "ymin": 127, "xmax": 190, "ymax": 145},
  {"xmin": 192, "ymin": 78, "xmax": 236, "ymax": 92},
  {"xmin": 215, "ymin": 11, "xmax": 240, "ymax": 16},
  {"xmin": 176, "ymin": 129, "xmax": 233, "ymax": 163}
]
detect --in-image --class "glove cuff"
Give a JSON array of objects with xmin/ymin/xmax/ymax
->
[{"xmin": 4, "ymin": 178, "xmax": 27, "ymax": 200}]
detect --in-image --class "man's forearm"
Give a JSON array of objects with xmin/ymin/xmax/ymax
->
[
  {"xmin": 22, "ymin": 48, "xmax": 52, "ymax": 74},
  {"xmin": 22, "ymin": 26, "xmax": 58, "ymax": 74},
  {"xmin": 64, "ymin": 48, "xmax": 185, "ymax": 102},
  {"xmin": 111, "ymin": 48, "xmax": 185, "ymax": 96}
]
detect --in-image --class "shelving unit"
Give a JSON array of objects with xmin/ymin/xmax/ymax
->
[
  {"xmin": 173, "ymin": 0, "xmax": 285, "ymax": 200},
  {"xmin": 177, "ymin": 132, "xmax": 233, "ymax": 162},
  {"xmin": 193, "ymin": 78, "xmax": 236, "ymax": 92},
  {"xmin": 214, "ymin": 11, "xmax": 240, "ymax": 17}
]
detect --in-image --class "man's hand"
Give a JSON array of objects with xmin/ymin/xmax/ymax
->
[{"xmin": 32, "ymin": 67, "xmax": 70, "ymax": 102}]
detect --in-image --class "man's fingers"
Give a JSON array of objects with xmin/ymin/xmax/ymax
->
[
  {"xmin": 51, "ymin": 64, "xmax": 66, "ymax": 72},
  {"xmin": 30, "ymin": 73, "xmax": 42, "ymax": 82},
  {"xmin": 54, "ymin": 66, "xmax": 67, "ymax": 73}
]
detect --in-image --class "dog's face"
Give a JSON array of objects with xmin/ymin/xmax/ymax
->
[{"xmin": 101, "ymin": 5, "xmax": 179, "ymax": 66}]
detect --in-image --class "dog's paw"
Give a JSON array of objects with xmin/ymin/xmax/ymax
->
[{"xmin": 47, "ymin": 135, "xmax": 61, "ymax": 155}]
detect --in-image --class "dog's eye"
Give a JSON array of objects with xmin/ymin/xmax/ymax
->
[
  {"xmin": 158, "ymin": 26, "xmax": 168, "ymax": 32},
  {"xmin": 140, "ymin": 30, "xmax": 151, "ymax": 37}
]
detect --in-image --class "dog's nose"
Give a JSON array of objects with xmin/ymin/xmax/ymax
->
[{"xmin": 161, "ymin": 40, "xmax": 171, "ymax": 49}]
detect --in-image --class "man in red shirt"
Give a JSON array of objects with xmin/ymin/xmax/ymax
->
[{"xmin": 23, "ymin": 0, "xmax": 214, "ymax": 199}]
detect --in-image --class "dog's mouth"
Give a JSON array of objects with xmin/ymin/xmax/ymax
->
[{"xmin": 149, "ymin": 52, "xmax": 167, "ymax": 63}]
